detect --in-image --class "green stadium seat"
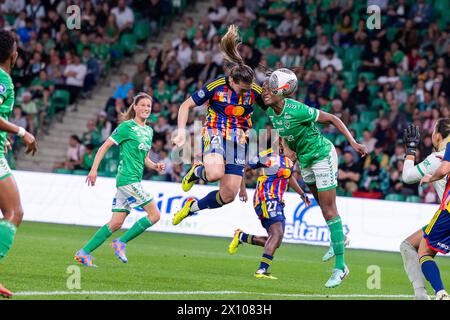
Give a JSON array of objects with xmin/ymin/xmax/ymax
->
[
  {"xmin": 360, "ymin": 110, "xmax": 379, "ymax": 123},
  {"xmin": 50, "ymin": 90, "xmax": 71, "ymax": 111},
  {"xmin": 72, "ymin": 170, "xmax": 89, "ymax": 176},
  {"xmin": 387, "ymin": 27, "xmax": 399, "ymax": 42},
  {"xmin": 385, "ymin": 193, "xmax": 406, "ymax": 202},
  {"xmin": 406, "ymin": 195, "xmax": 422, "ymax": 203},
  {"xmin": 334, "ymin": 134, "xmax": 347, "ymax": 146},
  {"xmin": 150, "ymin": 175, "xmax": 167, "ymax": 181},
  {"xmin": 349, "ymin": 122, "xmax": 367, "ymax": 138},
  {"xmin": 119, "ymin": 33, "xmax": 137, "ymax": 54},
  {"xmin": 133, "ymin": 21, "xmax": 150, "ymax": 42},
  {"xmin": 359, "ymin": 72, "xmax": 376, "ymax": 83},
  {"xmin": 55, "ymin": 168, "xmax": 73, "ymax": 174},
  {"xmin": 368, "ymin": 85, "xmax": 381, "ymax": 98}
]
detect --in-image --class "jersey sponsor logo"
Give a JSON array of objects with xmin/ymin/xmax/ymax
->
[
  {"xmin": 198, "ymin": 90, "xmax": 205, "ymax": 98},
  {"xmin": 437, "ymin": 242, "xmax": 450, "ymax": 251},
  {"xmin": 234, "ymin": 158, "xmax": 246, "ymax": 165},
  {"xmin": 283, "ymin": 200, "xmax": 350, "ymax": 243},
  {"xmin": 138, "ymin": 143, "xmax": 150, "ymax": 151},
  {"xmin": 0, "ymin": 83, "xmax": 6, "ymax": 94},
  {"xmin": 285, "ymin": 120, "xmax": 290, "ymax": 128}
]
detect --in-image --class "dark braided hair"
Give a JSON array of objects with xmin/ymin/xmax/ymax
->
[{"xmin": 0, "ymin": 30, "xmax": 16, "ymax": 64}]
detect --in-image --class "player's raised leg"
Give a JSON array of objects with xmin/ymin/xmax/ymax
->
[{"xmin": 228, "ymin": 229, "xmax": 267, "ymax": 254}]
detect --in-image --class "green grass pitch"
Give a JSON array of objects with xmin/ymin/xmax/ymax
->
[{"xmin": 1, "ymin": 221, "xmax": 448, "ymax": 300}]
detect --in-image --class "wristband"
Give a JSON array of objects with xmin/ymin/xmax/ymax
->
[{"xmin": 17, "ymin": 127, "xmax": 26, "ymax": 138}]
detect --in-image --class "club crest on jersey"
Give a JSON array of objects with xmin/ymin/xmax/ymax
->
[
  {"xmin": 285, "ymin": 120, "xmax": 290, "ymax": 128},
  {"xmin": 0, "ymin": 84, "xmax": 6, "ymax": 94}
]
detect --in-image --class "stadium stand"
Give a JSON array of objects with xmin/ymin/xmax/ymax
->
[{"xmin": 3, "ymin": 0, "xmax": 450, "ymax": 204}]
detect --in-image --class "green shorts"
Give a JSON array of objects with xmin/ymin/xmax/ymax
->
[
  {"xmin": 112, "ymin": 182, "xmax": 153, "ymax": 213},
  {"xmin": 300, "ymin": 146, "xmax": 338, "ymax": 192},
  {"xmin": 0, "ymin": 156, "xmax": 12, "ymax": 180}
]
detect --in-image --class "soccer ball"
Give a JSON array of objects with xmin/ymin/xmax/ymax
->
[{"xmin": 268, "ymin": 68, "xmax": 298, "ymax": 97}]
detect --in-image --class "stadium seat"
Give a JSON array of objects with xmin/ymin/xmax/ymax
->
[
  {"xmin": 150, "ymin": 175, "xmax": 167, "ymax": 181},
  {"xmin": 385, "ymin": 193, "xmax": 406, "ymax": 202},
  {"xmin": 334, "ymin": 134, "xmax": 347, "ymax": 146},
  {"xmin": 55, "ymin": 168, "xmax": 73, "ymax": 174},
  {"xmin": 50, "ymin": 90, "xmax": 71, "ymax": 112},
  {"xmin": 119, "ymin": 34, "xmax": 137, "ymax": 54},
  {"xmin": 368, "ymin": 85, "xmax": 380, "ymax": 98},
  {"xmin": 406, "ymin": 195, "xmax": 422, "ymax": 203},
  {"xmin": 359, "ymin": 72, "xmax": 376, "ymax": 83},
  {"xmin": 400, "ymin": 75, "xmax": 413, "ymax": 90},
  {"xmin": 72, "ymin": 170, "xmax": 89, "ymax": 176},
  {"xmin": 360, "ymin": 110, "xmax": 379, "ymax": 123},
  {"xmin": 133, "ymin": 21, "xmax": 150, "ymax": 42}
]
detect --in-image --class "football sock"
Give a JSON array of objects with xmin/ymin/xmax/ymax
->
[
  {"xmin": 420, "ymin": 255, "xmax": 445, "ymax": 293},
  {"xmin": 194, "ymin": 190, "xmax": 225, "ymax": 211},
  {"xmin": 192, "ymin": 165, "xmax": 208, "ymax": 182},
  {"xmin": 259, "ymin": 253, "xmax": 273, "ymax": 271},
  {"xmin": 119, "ymin": 216, "xmax": 153, "ymax": 243},
  {"xmin": 400, "ymin": 240, "xmax": 428, "ymax": 298},
  {"xmin": 82, "ymin": 224, "xmax": 112, "ymax": 254},
  {"xmin": 0, "ymin": 220, "xmax": 17, "ymax": 259},
  {"xmin": 239, "ymin": 232, "xmax": 254, "ymax": 245},
  {"xmin": 327, "ymin": 216, "xmax": 345, "ymax": 270}
]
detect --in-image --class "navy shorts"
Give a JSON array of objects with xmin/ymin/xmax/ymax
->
[
  {"xmin": 254, "ymin": 200, "xmax": 286, "ymax": 230},
  {"xmin": 423, "ymin": 208, "xmax": 450, "ymax": 254},
  {"xmin": 202, "ymin": 131, "xmax": 247, "ymax": 176}
]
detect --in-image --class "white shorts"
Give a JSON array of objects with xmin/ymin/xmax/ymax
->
[
  {"xmin": 300, "ymin": 146, "xmax": 338, "ymax": 192},
  {"xmin": 0, "ymin": 156, "xmax": 12, "ymax": 180},
  {"xmin": 112, "ymin": 182, "xmax": 153, "ymax": 213}
]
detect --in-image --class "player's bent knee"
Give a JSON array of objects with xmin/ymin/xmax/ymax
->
[
  {"xmin": 13, "ymin": 208, "xmax": 24, "ymax": 226},
  {"xmin": 206, "ymin": 171, "xmax": 224, "ymax": 182}
]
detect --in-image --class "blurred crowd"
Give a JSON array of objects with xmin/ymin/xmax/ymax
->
[{"xmin": 2, "ymin": 0, "xmax": 450, "ymax": 203}]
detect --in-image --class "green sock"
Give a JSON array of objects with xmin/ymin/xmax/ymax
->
[
  {"xmin": 82, "ymin": 224, "xmax": 113, "ymax": 254},
  {"xmin": 327, "ymin": 216, "xmax": 345, "ymax": 270},
  {"xmin": 0, "ymin": 220, "xmax": 17, "ymax": 260},
  {"xmin": 119, "ymin": 217, "xmax": 153, "ymax": 243}
]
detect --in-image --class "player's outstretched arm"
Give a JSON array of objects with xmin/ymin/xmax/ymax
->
[
  {"xmin": 289, "ymin": 176, "xmax": 311, "ymax": 207},
  {"xmin": 172, "ymin": 97, "xmax": 196, "ymax": 148},
  {"xmin": 0, "ymin": 116, "xmax": 37, "ymax": 155},
  {"xmin": 317, "ymin": 111, "xmax": 368, "ymax": 157},
  {"xmin": 144, "ymin": 157, "xmax": 165, "ymax": 172},
  {"xmin": 86, "ymin": 138, "xmax": 114, "ymax": 186}
]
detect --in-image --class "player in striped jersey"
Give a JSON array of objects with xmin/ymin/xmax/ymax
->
[
  {"xmin": 419, "ymin": 141, "xmax": 450, "ymax": 300},
  {"xmin": 171, "ymin": 25, "xmax": 266, "ymax": 225},
  {"xmin": 228, "ymin": 146, "xmax": 311, "ymax": 279},
  {"xmin": 0, "ymin": 30, "xmax": 38, "ymax": 298},
  {"xmin": 400, "ymin": 119, "xmax": 450, "ymax": 300}
]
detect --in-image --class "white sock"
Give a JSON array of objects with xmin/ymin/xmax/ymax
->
[
  {"xmin": 190, "ymin": 201, "xmax": 199, "ymax": 213},
  {"xmin": 400, "ymin": 240, "xmax": 428, "ymax": 299}
]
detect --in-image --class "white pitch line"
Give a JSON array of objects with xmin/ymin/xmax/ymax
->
[{"xmin": 13, "ymin": 290, "xmax": 415, "ymax": 298}]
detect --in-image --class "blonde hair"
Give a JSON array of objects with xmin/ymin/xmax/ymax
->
[
  {"xmin": 120, "ymin": 92, "xmax": 153, "ymax": 122},
  {"xmin": 219, "ymin": 25, "xmax": 254, "ymax": 84}
]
